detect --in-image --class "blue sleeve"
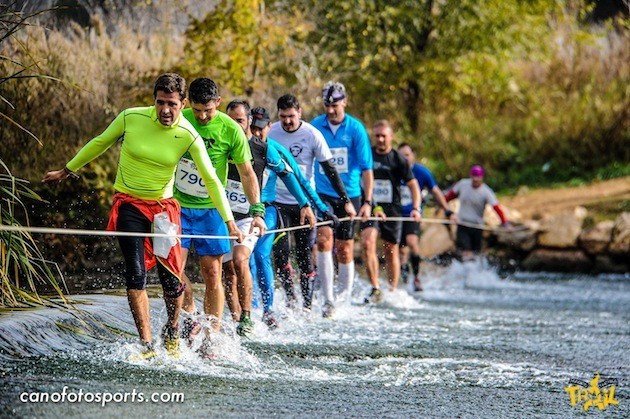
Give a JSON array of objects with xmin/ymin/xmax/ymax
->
[
  {"xmin": 271, "ymin": 140, "xmax": 329, "ymax": 214},
  {"xmin": 415, "ymin": 165, "xmax": 437, "ymax": 190},
  {"xmin": 266, "ymin": 142, "xmax": 308, "ymax": 207},
  {"xmin": 353, "ymin": 120, "xmax": 373, "ymax": 171}
]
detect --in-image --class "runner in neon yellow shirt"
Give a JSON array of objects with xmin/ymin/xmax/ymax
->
[{"xmin": 43, "ymin": 73, "xmax": 243, "ymax": 359}]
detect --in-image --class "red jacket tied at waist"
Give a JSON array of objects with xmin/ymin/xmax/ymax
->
[{"xmin": 107, "ymin": 193, "xmax": 183, "ymax": 278}]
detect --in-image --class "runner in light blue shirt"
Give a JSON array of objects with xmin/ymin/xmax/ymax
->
[{"xmin": 311, "ymin": 82, "xmax": 374, "ymax": 317}]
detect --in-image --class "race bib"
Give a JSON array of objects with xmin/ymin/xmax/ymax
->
[
  {"xmin": 373, "ymin": 179, "xmax": 393, "ymax": 204},
  {"xmin": 225, "ymin": 179, "xmax": 249, "ymax": 214},
  {"xmin": 400, "ymin": 185, "xmax": 412, "ymax": 207},
  {"xmin": 319, "ymin": 147, "xmax": 348, "ymax": 174},
  {"xmin": 175, "ymin": 158, "xmax": 208, "ymax": 198}
]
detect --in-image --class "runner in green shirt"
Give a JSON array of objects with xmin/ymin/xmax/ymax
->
[{"xmin": 174, "ymin": 77, "xmax": 265, "ymax": 337}]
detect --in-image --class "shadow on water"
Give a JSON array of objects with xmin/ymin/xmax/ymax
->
[{"xmin": 1, "ymin": 261, "xmax": 629, "ymax": 417}]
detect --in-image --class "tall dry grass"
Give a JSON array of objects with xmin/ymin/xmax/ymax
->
[
  {"xmin": 1, "ymin": 16, "xmax": 185, "ymax": 185},
  {"xmin": 1, "ymin": 15, "xmax": 187, "ymax": 275}
]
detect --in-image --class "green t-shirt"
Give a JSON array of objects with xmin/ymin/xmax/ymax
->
[
  {"xmin": 174, "ymin": 109, "xmax": 252, "ymax": 209},
  {"xmin": 66, "ymin": 106, "xmax": 234, "ymax": 221}
]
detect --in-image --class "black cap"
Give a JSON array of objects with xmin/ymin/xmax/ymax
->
[{"xmin": 251, "ymin": 107, "xmax": 271, "ymax": 129}]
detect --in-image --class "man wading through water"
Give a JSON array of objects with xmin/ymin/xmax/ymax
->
[{"xmin": 43, "ymin": 73, "xmax": 239, "ymax": 359}]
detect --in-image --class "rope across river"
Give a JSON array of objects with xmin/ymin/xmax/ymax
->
[{"xmin": 0, "ymin": 216, "xmax": 522, "ymax": 240}]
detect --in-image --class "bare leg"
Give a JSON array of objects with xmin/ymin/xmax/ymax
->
[
  {"xmin": 200, "ymin": 254, "xmax": 224, "ymax": 332},
  {"xmin": 180, "ymin": 248, "xmax": 197, "ymax": 314},
  {"xmin": 222, "ymin": 260, "xmax": 241, "ymax": 321},
  {"xmin": 127, "ymin": 289, "xmax": 152, "ymax": 343},
  {"xmin": 383, "ymin": 240, "xmax": 400, "ymax": 291},
  {"xmin": 361, "ymin": 227, "xmax": 379, "ymax": 288},
  {"xmin": 336, "ymin": 238, "xmax": 355, "ymax": 297},
  {"xmin": 233, "ymin": 245, "xmax": 253, "ymax": 313}
]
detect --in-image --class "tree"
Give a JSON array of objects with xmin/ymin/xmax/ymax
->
[{"xmin": 183, "ymin": 0, "xmax": 317, "ymax": 107}]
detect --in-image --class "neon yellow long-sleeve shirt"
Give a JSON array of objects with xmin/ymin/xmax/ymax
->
[{"xmin": 65, "ymin": 106, "xmax": 234, "ymax": 222}]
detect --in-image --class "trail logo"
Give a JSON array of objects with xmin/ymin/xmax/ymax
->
[{"xmin": 564, "ymin": 374, "xmax": 619, "ymax": 411}]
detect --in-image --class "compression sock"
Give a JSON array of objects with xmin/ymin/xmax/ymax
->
[
  {"xmin": 317, "ymin": 250, "xmax": 335, "ymax": 304},
  {"xmin": 410, "ymin": 254, "xmax": 421, "ymax": 276},
  {"xmin": 337, "ymin": 261, "xmax": 355, "ymax": 301}
]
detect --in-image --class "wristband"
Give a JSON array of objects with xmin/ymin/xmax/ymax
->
[
  {"xmin": 445, "ymin": 209, "xmax": 453, "ymax": 218},
  {"xmin": 63, "ymin": 166, "xmax": 79, "ymax": 179},
  {"xmin": 373, "ymin": 205, "xmax": 384, "ymax": 213},
  {"xmin": 249, "ymin": 202, "xmax": 266, "ymax": 218}
]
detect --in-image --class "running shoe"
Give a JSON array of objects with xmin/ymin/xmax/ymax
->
[
  {"xmin": 262, "ymin": 311, "xmax": 279, "ymax": 330},
  {"xmin": 128, "ymin": 342, "xmax": 156, "ymax": 361},
  {"xmin": 181, "ymin": 317, "xmax": 200, "ymax": 345},
  {"xmin": 161, "ymin": 325, "xmax": 181, "ymax": 358},
  {"xmin": 236, "ymin": 315, "xmax": 254, "ymax": 337},
  {"xmin": 322, "ymin": 301, "xmax": 335, "ymax": 319},
  {"xmin": 364, "ymin": 287, "xmax": 383, "ymax": 304}
]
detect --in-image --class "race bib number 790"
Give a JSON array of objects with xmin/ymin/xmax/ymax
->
[{"xmin": 175, "ymin": 158, "xmax": 208, "ymax": 198}]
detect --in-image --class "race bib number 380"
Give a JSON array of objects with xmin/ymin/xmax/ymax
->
[
  {"xmin": 373, "ymin": 179, "xmax": 394, "ymax": 204},
  {"xmin": 175, "ymin": 158, "xmax": 208, "ymax": 198}
]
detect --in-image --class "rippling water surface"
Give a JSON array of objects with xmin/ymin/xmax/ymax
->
[{"xmin": 1, "ymin": 261, "xmax": 628, "ymax": 417}]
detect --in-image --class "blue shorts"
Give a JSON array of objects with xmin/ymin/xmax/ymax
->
[{"xmin": 180, "ymin": 207, "xmax": 230, "ymax": 256}]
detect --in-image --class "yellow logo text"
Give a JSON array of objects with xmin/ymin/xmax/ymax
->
[{"xmin": 564, "ymin": 374, "xmax": 619, "ymax": 411}]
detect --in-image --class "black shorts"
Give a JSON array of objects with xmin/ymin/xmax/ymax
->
[
  {"xmin": 116, "ymin": 203, "xmax": 184, "ymax": 298},
  {"xmin": 401, "ymin": 220, "xmax": 421, "ymax": 237},
  {"xmin": 456, "ymin": 225, "xmax": 483, "ymax": 252},
  {"xmin": 319, "ymin": 194, "xmax": 362, "ymax": 240},
  {"xmin": 361, "ymin": 205, "xmax": 403, "ymax": 244}
]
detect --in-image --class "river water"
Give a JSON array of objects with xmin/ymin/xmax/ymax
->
[{"xmin": 1, "ymin": 260, "xmax": 628, "ymax": 418}]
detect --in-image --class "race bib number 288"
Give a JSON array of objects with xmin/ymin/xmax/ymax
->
[{"xmin": 319, "ymin": 147, "xmax": 348, "ymax": 174}]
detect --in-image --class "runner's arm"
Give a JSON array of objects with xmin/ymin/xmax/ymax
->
[
  {"xmin": 188, "ymin": 139, "xmax": 235, "ymax": 223},
  {"xmin": 275, "ymin": 144, "xmax": 329, "ymax": 214},
  {"xmin": 235, "ymin": 160, "xmax": 261, "ymax": 206},
  {"xmin": 493, "ymin": 204, "xmax": 508, "ymax": 225},
  {"xmin": 431, "ymin": 185, "xmax": 452, "ymax": 216},
  {"xmin": 66, "ymin": 110, "xmax": 126, "ymax": 171},
  {"xmin": 320, "ymin": 159, "xmax": 350, "ymax": 203},
  {"xmin": 406, "ymin": 178, "xmax": 423, "ymax": 216},
  {"xmin": 266, "ymin": 143, "xmax": 309, "ymax": 208}
]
